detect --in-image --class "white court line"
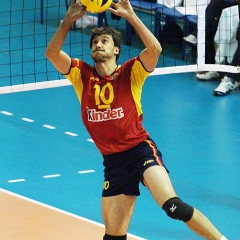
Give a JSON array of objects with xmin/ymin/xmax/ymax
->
[
  {"xmin": 78, "ymin": 170, "xmax": 95, "ymax": 174},
  {"xmin": 8, "ymin": 179, "xmax": 25, "ymax": 183},
  {"xmin": 0, "ymin": 188, "xmax": 146, "ymax": 240},
  {"xmin": 43, "ymin": 174, "xmax": 61, "ymax": 179},
  {"xmin": 21, "ymin": 118, "xmax": 34, "ymax": 122},
  {"xmin": 43, "ymin": 124, "xmax": 56, "ymax": 129},
  {"xmin": 65, "ymin": 131, "xmax": 78, "ymax": 137},
  {"xmin": 1, "ymin": 111, "xmax": 13, "ymax": 116},
  {"xmin": 87, "ymin": 138, "xmax": 94, "ymax": 142}
]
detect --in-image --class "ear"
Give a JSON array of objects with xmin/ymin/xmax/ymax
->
[{"xmin": 114, "ymin": 46, "xmax": 120, "ymax": 55}]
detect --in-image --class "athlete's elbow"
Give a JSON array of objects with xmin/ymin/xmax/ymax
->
[
  {"xmin": 45, "ymin": 47, "xmax": 54, "ymax": 60},
  {"xmin": 150, "ymin": 41, "xmax": 162, "ymax": 56},
  {"xmin": 155, "ymin": 44, "xmax": 162, "ymax": 56}
]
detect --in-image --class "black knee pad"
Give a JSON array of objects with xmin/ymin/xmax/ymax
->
[
  {"xmin": 103, "ymin": 234, "xmax": 127, "ymax": 240},
  {"xmin": 162, "ymin": 197, "xmax": 194, "ymax": 222}
]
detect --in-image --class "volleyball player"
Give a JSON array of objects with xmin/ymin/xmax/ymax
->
[{"xmin": 46, "ymin": 0, "xmax": 229, "ymax": 239}]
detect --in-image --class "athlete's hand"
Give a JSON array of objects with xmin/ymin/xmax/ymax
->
[
  {"xmin": 65, "ymin": 0, "xmax": 87, "ymax": 23},
  {"xmin": 108, "ymin": 0, "xmax": 134, "ymax": 20}
]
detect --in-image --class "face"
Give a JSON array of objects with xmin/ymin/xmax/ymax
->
[{"xmin": 90, "ymin": 35, "xmax": 119, "ymax": 63}]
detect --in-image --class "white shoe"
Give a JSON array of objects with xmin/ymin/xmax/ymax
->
[
  {"xmin": 213, "ymin": 76, "xmax": 240, "ymax": 96},
  {"xmin": 183, "ymin": 34, "xmax": 197, "ymax": 45},
  {"xmin": 196, "ymin": 71, "xmax": 220, "ymax": 80}
]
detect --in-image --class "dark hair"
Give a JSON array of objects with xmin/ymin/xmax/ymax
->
[{"xmin": 90, "ymin": 26, "xmax": 122, "ymax": 61}]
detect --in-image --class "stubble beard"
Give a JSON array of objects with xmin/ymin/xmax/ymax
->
[
  {"xmin": 91, "ymin": 49, "xmax": 116, "ymax": 63},
  {"xmin": 91, "ymin": 51, "xmax": 108, "ymax": 63},
  {"xmin": 91, "ymin": 55, "xmax": 106, "ymax": 63}
]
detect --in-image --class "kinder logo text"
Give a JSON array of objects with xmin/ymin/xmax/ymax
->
[{"xmin": 87, "ymin": 107, "xmax": 124, "ymax": 122}]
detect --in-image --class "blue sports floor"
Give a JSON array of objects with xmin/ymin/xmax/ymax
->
[
  {"xmin": 1, "ymin": 0, "xmax": 240, "ymax": 239},
  {"xmin": 1, "ymin": 72, "xmax": 240, "ymax": 239}
]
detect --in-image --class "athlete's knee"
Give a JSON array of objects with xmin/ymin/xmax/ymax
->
[
  {"xmin": 162, "ymin": 197, "xmax": 194, "ymax": 222},
  {"xmin": 103, "ymin": 234, "xmax": 127, "ymax": 240}
]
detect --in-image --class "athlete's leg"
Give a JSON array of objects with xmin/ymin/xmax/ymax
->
[
  {"xmin": 102, "ymin": 194, "xmax": 137, "ymax": 236},
  {"xmin": 185, "ymin": 208, "xmax": 223, "ymax": 240},
  {"xmin": 143, "ymin": 165, "xmax": 223, "ymax": 240}
]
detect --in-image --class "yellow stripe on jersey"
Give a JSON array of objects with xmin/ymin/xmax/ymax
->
[
  {"xmin": 130, "ymin": 60, "xmax": 150, "ymax": 116},
  {"xmin": 64, "ymin": 59, "xmax": 83, "ymax": 103}
]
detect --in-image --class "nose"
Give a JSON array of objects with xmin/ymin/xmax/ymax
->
[{"xmin": 96, "ymin": 41, "xmax": 102, "ymax": 48}]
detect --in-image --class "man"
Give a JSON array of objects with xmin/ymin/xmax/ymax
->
[
  {"xmin": 213, "ymin": 25, "xmax": 240, "ymax": 96},
  {"xmin": 196, "ymin": 0, "xmax": 238, "ymax": 80},
  {"xmin": 46, "ymin": 0, "xmax": 229, "ymax": 239}
]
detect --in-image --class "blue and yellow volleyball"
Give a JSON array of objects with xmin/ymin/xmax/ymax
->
[{"xmin": 81, "ymin": 0, "xmax": 112, "ymax": 13}]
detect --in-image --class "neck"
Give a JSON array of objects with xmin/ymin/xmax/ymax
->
[{"xmin": 95, "ymin": 59, "xmax": 117, "ymax": 77}]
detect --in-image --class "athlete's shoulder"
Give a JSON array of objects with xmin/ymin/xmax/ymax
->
[
  {"xmin": 71, "ymin": 58, "xmax": 93, "ymax": 70},
  {"xmin": 123, "ymin": 56, "xmax": 147, "ymax": 69},
  {"xmin": 123, "ymin": 56, "xmax": 139, "ymax": 65}
]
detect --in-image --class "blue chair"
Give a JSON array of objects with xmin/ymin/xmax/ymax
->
[
  {"xmin": 125, "ymin": 1, "xmax": 165, "ymax": 45},
  {"xmin": 154, "ymin": 7, "xmax": 187, "ymax": 42}
]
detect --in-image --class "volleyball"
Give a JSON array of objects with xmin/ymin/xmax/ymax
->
[{"xmin": 81, "ymin": 0, "xmax": 112, "ymax": 13}]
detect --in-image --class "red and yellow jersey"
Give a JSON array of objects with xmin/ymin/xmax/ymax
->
[{"xmin": 64, "ymin": 56, "xmax": 150, "ymax": 155}]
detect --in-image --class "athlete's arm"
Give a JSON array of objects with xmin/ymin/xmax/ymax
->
[
  {"xmin": 45, "ymin": 0, "xmax": 86, "ymax": 74},
  {"xmin": 108, "ymin": 0, "xmax": 162, "ymax": 72}
]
